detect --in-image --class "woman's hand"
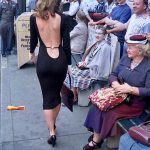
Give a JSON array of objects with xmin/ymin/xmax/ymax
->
[
  {"xmin": 114, "ymin": 83, "xmax": 132, "ymax": 94},
  {"xmin": 30, "ymin": 53, "xmax": 37, "ymax": 64},
  {"xmin": 111, "ymin": 81, "xmax": 120, "ymax": 89},
  {"xmin": 77, "ymin": 61, "xmax": 87, "ymax": 68},
  {"xmin": 113, "ymin": 21, "xmax": 126, "ymax": 32},
  {"xmin": 106, "ymin": 29, "xmax": 112, "ymax": 34},
  {"xmin": 88, "ymin": 20, "xmax": 96, "ymax": 26}
]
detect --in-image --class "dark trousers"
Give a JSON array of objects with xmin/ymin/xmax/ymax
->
[{"xmin": 0, "ymin": 21, "xmax": 14, "ymax": 55}]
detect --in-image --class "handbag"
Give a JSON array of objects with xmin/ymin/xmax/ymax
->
[
  {"xmin": 128, "ymin": 121, "xmax": 150, "ymax": 146},
  {"xmin": 61, "ymin": 73, "xmax": 74, "ymax": 112},
  {"xmin": 88, "ymin": 87, "xmax": 128, "ymax": 111}
]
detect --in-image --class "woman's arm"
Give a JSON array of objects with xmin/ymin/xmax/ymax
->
[
  {"xmin": 82, "ymin": 41, "xmax": 98, "ymax": 61},
  {"xmin": 30, "ymin": 15, "xmax": 38, "ymax": 63},
  {"xmin": 109, "ymin": 56, "xmax": 128, "ymax": 87},
  {"xmin": 30, "ymin": 15, "xmax": 38, "ymax": 54},
  {"xmin": 108, "ymin": 20, "xmax": 129, "ymax": 33},
  {"xmin": 67, "ymin": 2, "xmax": 79, "ymax": 16},
  {"xmin": 114, "ymin": 70, "xmax": 150, "ymax": 96},
  {"xmin": 138, "ymin": 70, "xmax": 150, "ymax": 97},
  {"xmin": 114, "ymin": 83, "xmax": 140, "ymax": 95}
]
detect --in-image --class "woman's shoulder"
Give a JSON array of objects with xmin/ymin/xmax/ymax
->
[
  {"xmin": 30, "ymin": 14, "xmax": 37, "ymax": 28},
  {"xmin": 57, "ymin": 12, "xmax": 69, "ymax": 20},
  {"xmin": 144, "ymin": 57, "xmax": 150, "ymax": 68},
  {"xmin": 30, "ymin": 13, "xmax": 36, "ymax": 21}
]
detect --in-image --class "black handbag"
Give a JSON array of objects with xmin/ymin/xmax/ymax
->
[{"xmin": 61, "ymin": 73, "xmax": 74, "ymax": 112}]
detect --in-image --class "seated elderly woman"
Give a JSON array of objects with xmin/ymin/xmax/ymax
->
[
  {"xmin": 83, "ymin": 34, "xmax": 150, "ymax": 150},
  {"xmin": 66, "ymin": 27, "xmax": 112, "ymax": 103}
]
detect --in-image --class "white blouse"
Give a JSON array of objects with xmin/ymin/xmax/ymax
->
[
  {"xmin": 63, "ymin": 1, "xmax": 79, "ymax": 16},
  {"xmin": 125, "ymin": 13, "xmax": 150, "ymax": 40}
]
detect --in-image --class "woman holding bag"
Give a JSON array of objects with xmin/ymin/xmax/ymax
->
[{"xmin": 83, "ymin": 34, "xmax": 150, "ymax": 150}]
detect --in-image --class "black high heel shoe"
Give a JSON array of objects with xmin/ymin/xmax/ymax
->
[
  {"xmin": 47, "ymin": 135, "xmax": 56, "ymax": 147},
  {"xmin": 88, "ymin": 134, "xmax": 104, "ymax": 147},
  {"xmin": 83, "ymin": 140, "xmax": 102, "ymax": 150},
  {"xmin": 47, "ymin": 125, "xmax": 56, "ymax": 146}
]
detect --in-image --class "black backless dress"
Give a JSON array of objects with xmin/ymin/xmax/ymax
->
[{"xmin": 30, "ymin": 13, "xmax": 71, "ymax": 109}]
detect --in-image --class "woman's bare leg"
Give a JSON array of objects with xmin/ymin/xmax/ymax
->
[
  {"xmin": 72, "ymin": 87, "xmax": 78, "ymax": 102},
  {"xmin": 89, "ymin": 132, "xmax": 102, "ymax": 146},
  {"xmin": 44, "ymin": 104, "xmax": 61, "ymax": 135}
]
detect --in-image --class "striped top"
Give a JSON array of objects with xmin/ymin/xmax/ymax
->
[{"xmin": 125, "ymin": 13, "xmax": 150, "ymax": 40}]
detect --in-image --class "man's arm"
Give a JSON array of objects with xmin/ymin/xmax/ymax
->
[{"xmin": 106, "ymin": 20, "xmax": 129, "ymax": 33}]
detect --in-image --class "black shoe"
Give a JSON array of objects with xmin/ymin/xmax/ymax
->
[
  {"xmin": 88, "ymin": 134, "xmax": 104, "ymax": 147},
  {"xmin": 47, "ymin": 135, "xmax": 56, "ymax": 147},
  {"xmin": 83, "ymin": 140, "xmax": 103, "ymax": 150}
]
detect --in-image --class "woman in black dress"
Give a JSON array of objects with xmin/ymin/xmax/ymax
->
[{"xmin": 30, "ymin": 0, "xmax": 71, "ymax": 146}]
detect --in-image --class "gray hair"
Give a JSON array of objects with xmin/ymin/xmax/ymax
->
[
  {"xmin": 137, "ymin": 42, "xmax": 150, "ymax": 57},
  {"xmin": 95, "ymin": 26, "xmax": 107, "ymax": 35},
  {"xmin": 76, "ymin": 10, "xmax": 88, "ymax": 24}
]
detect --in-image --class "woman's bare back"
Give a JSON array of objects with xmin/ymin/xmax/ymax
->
[{"xmin": 36, "ymin": 13, "xmax": 61, "ymax": 58}]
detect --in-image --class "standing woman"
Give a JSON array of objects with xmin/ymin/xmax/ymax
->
[{"xmin": 30, "ymin": 0, "xmax": 71, "ymax": 147}]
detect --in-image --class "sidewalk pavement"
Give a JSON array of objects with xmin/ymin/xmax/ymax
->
[{"xmin": 0, "ymin": 55, "xmax": 110, "ymax": 150}]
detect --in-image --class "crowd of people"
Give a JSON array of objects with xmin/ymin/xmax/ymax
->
[{"xmin": 0, "ymin": 0, "xmax": 150, "ymax": 150}]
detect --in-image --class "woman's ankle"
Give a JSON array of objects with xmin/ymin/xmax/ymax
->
[{"xmin": 48, "ymin": 126, "xmax": 56, "ymax": 135}]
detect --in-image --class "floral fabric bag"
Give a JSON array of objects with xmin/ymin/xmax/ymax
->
[{"xmin": 89, "ymin": 87, "xmax": 127, "ymax": 111}]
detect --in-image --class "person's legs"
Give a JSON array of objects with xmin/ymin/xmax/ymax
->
[
  {"xmin": 6, "ymin": 22, "xmax": 14, "ymax": 55},
  {"xmin": 72, "ymin": 87, "xmax": 78, "ymax": 103},
  {"xmin": 1, "ymin": 23, "xmax": 8, "ymax": 57},
  {"xmin": 93, "ymin": 132, "xmax": 102, "ymax": 143},
  {"xmin": 83, "ymin": 132, "xmax": 103, "ymax": 150},
  {"xmin": 44, "ymin": 104, "xmax": 61, "ymax": 136}
]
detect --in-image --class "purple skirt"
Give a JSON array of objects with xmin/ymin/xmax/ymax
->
[{"xmin": 84, "ymin": 100, "xmax": 145, "ymax": 139}]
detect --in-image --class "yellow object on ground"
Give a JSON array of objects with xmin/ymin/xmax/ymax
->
[{"xmin": 7, "ymin": 106, "xmax": 26, "ymax": 110}]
